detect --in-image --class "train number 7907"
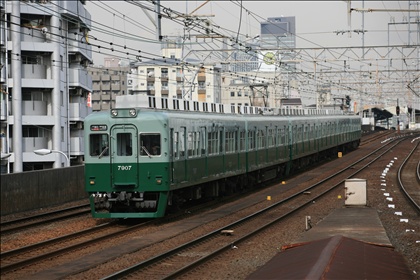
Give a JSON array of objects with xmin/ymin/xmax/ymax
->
[{"xmin": 118, "ymin": 165, "xmax": 132, "ymax": 171}]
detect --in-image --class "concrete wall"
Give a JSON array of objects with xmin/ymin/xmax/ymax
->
[{"xmin": 1, "ymin": 166, "xmax": 87, "ymax": 216}]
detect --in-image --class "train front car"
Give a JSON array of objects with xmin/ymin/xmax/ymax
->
[{"xmin": 85, "ymin": 108, "xmax": 170, "ymax": 218}]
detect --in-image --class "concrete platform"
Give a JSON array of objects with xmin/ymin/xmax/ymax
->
[{"xmin": 298, "ymin": 206, "xmax": 391, "ymax": 246}]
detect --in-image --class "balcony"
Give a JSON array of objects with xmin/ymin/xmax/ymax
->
[
  {"xmin": 69, "ymin": 68, "xmax": 92, "ymax": 91},
  {"xmin": 101, "ymin": 102, "xmax": 111, "ymax": 110},
  {"xmin": 92, "ymin": 83, "xmax": 101, "ymax": 91},
  {"xmin": 0, "ymin": 53, "xmax": 5, "ymax": 83},
  {"xmin": 101, "ymin": 84, "xmax": 111, "ymax": 91},
  {"xmin": 21, "ymin": 27, "xmax": 47, "ymax": 43},
  {"xmin": 92, "ymin": 92, "xmax": 101, "ymax": 101},
  {"xmin": 111, "ymin": 84, "xmax": 121, "ymax": 91},
  {"xmin": 22, "ymin": 64, "xmax": 48, "ymax": 79},
  {"xmin": 22, "ymin": 101, "xmax": 48, "ymax": 115},
  {"xmin": 22, "ymin": 137, "xmax": 48, "ymax": 152},
  {"xmin": 60, "ymin": 1, "xmax": 92, "ymax": 28},
  {"xmin": 0, "ymin": 94, "xmax": 6, "ymax": 121},
  {"xmin": 0, "ymin": 19, "xmax": 5, "ymax": 46},
  {"xmin": 92, "ymin": 102, "xmax": 101, "ymax": 111},
  {"xmin": 101, "ymin": 94, "xmax": 111, "ymax": 101},
  {"xmin": 69, "ymin": 102, "xmax": 90, "ymax": 120},
  {"xmin": 70, "ymin": 136, "xmax": 84, "ymax": 155},
  {"xmin": 68, "ymin": 33, "xmax": 93, "ymax": 62},
  {"xmin": 160, "ymin": 73, "xmax": 169, "ymax": 81},
  {"xmin": 198, "ymin": 75, "xmax": 206, "ymax": 82},
  {"xmin": 197, "ymin": 70, "xmax": 206, "ymax": 82}
]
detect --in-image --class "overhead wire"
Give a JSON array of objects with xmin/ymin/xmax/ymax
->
[{"xmin": 10, "ymin": 1, "xmax": 415, "ymax": 102}]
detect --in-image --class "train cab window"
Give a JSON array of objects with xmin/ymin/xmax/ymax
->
[
  {"xmin": 116, "ymin": 133, "xmax": 132, "ymax": 156},
  {"xmin": 140, "ymin": 133, "xmax": 161, "ymax": 156},
  {"xmin": 90, "ymin": 134, "xmax": 109, "ymax": 157}
]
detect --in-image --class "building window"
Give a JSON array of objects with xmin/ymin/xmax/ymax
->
[
  {"xmin": 161, "ymin": 68, "xmax": 168, "ymax": 78},
  {"xmin": 161, "ymin": 81, "xmax": 168, "ymax": 90},
  {"xmin": 230, "ymin": 92, "xmax": 235, "ymax": 97},
  {"xmin": 147, "ymin": 82, "xmax": 155, "ymax": 90},
  {"xmin": 23, "ymin": 126, "xmax": 44, "ymax": 137},
  {"xmin": 147, "ymin": 68, "xmax": 154, "ymax": 77}
]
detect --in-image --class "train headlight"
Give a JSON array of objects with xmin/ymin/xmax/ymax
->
[
  {"xmin": 111, "ymin": 109, "xmax": 118, "ymax": 117},
  {"xmin": 90, "ymin": 180, "xmax": 95, "ymax": 185},
  {"xmin": 129, "ymin": 109, "xmax": 137, "ymax": 117},
  {"xmin": 156, "ymin": 178, "xmax": 162, "ymax": 185}
]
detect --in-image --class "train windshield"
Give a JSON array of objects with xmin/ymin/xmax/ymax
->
[
  {"xmin": 140, "ymin": 133, "xmax": 161, "ymax": 156},
  {"xmin": 116, "ymin": 133, "xmax": 133, "ymax": 156},
  {"xmin": 90, "ymin": 134, "xmax": 109, "ymax": 157}
]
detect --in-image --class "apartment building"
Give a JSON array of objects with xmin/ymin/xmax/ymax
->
[
  {"xmin": 88, "ymin": 57, "xmax": 130, "ymax": 111},
  {"xmin": 128, "ymin": 58, "xmax": 221, "ymax": 104},
  {"xmin": 0, "ymin": 0, "xmax": 92, "ymax": 173}
]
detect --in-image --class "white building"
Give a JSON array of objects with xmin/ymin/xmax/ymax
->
[
  {"xmin": 128, "ymin": 58, "xmax": 221, "ymax": 104},
  {"xmin": 0, "ymin": 0, "xmax": 92, "ymax": 173}
]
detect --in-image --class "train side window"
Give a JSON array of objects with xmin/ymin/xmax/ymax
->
[
  {"xmin": 219, "ymin": 129, "xmax": 224, "ymax": 154},
  {"xmin": 268, "ymin": 128, "xmax": 274, "ymax": 147},
  {"xmin": 173, "ymin": 132, "xmax": 179, "ymax": 158},
  {"xmin": 239, "ymin": 130, "xmax": 246, "ymax": 151},
  {"xmin": 140, "ymin": 133, "xmax": 161, "ymax": 156},
  {"xmin": 90, "ymin": 134, "xmax": 109, "ymax": 157},
  {"xmin": 225, "ymin": 130, "xmax": 235, "ymax": 153},
  {"xmin": 208, "ymin": 131, "xmax": 215, "ymax": 155},
  {"xmin": 179, "ymin": 128, "xmax": 185, "ymax": 157},
  {"xmin": 257, "ymin": 129, "xmax": 265, "ymax": 149},
  {"xmin": 188, "ymin": 131, "xmax": 199, "ymax": 157},
  {"xmin": 248, "ymin": 130, "xmax": 255, "ymax": 150},
  {"xmin": 200, "ymin": 127, "xmax": 206, "ymax": 155}
]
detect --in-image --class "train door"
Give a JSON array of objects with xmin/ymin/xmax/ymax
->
[{"xmin": 110, "ymin": 124, "xmax": 138, "ymax": 188}]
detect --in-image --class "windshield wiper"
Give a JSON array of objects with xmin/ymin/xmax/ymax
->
[
  {"xmin": 98, "ymin": 146, "xmax": 109, "ymax": 159},
  {"xmin": 141, "ymin": 146, "xmax": 152, "ymax": 158}
]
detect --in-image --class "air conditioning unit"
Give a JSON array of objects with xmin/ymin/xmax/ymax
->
[
  {"xmin": 70, "ymin": 54, "xmax": 82, "ymax": 63},
  {"xmin": 70, "ymin": 88, "xmax": 82, "ymax": 96}
]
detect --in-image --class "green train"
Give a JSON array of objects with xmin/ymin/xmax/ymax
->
[{"xmin": 85, "ymin": 96, "xmax": 361, "ymax": 218}]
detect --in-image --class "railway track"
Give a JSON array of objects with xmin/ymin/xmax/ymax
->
[
  {"xmin": 1, "ymin": 221, "xmax": 124, "ymax": 274},
  {"xmin": 0, "ymin": 194, "xmax": 251, "ymax": 275},
  {"xmin": 397, "ymin": 139, "xmax": 420, "ymax": 214},
  {"xmin": 101, "ymin": 136, "xmax": 408, "ymax": 279},
  {"xmin": 0, "ymin": 204, "xmax": 91, "ymax": 234},
  {"xmin": 360, "ymin": 130, "xmax": 394, "ymax": 146},
  {"xmin": 2, "ymin": 132, "xmax": 414, "ymax": 279}
]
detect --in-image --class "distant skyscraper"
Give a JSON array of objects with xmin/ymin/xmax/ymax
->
[{"xmin": 260, "ymin": 16, "xmax": 296, "ymax": 72}]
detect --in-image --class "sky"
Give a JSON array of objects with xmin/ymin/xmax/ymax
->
[
  {"xmin": 84, "ymin": 1, "xmax": 419, "ymax": 109},
  {"xmin": 85, "ymin": 1, "xmax": 417, "ymax": 64}
]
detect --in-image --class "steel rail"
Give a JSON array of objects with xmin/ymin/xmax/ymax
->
[
  {"xmin": 102, "ymin": 137, "xmax": 405, "ymax": 280},
  {"xmin": 397, "ymin": 140, "xmax": 420, "ymax": 214}
]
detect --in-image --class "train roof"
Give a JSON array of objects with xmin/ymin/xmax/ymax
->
[{"xmin": 115, "ymin": 95, "xmax": 353, "ymax": 118}]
